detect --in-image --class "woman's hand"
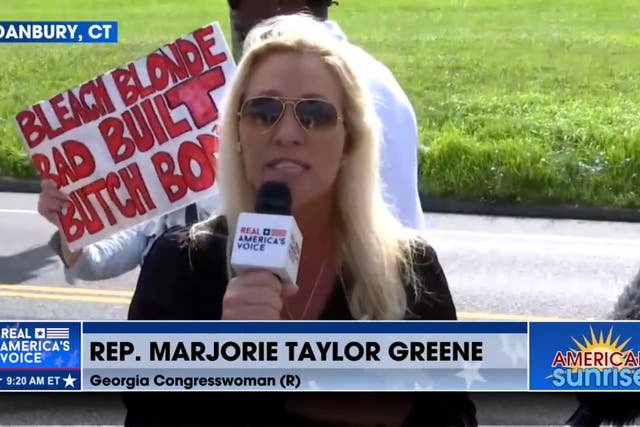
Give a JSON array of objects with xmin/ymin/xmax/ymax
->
[{"xmin": 222, "ymin": 270, "xmax": 298, "ymax": 320}]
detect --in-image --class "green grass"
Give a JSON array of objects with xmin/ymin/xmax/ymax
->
[{"xmin": 1, "ymin": 0, "xmax": 639, "ymax": 208}]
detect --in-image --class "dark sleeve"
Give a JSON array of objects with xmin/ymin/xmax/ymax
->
[
  {"xmin": 123, "ymin": 227, "xmax": 239, "ymax": 427},
  {"xmin": 567, "ymin": 393, "xmax": 640, "ymax": 426},
  {"xmin": 126, "ymin": 227, "xmax": 195, "ymax": 320},
  {"xmin": 406, "ymin": 241, "xmax": 458, "ymax": 321},
  {"xmin": 127, "ymin": 226, "xmax": 227, "ymax": 321},
  {"xmin": 405, "ymin": 241, "xmax": 478, "ymax": 427},
  {"xmin": 567, "ymin": 270, "xmax": 640, "ymax": 426}
]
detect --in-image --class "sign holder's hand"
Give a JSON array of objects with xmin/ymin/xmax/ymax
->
[
  {"xmin": 38, "ymin": 179, "xmax": 83, "ymax": 268},
  {"xmin": 38, "ymin": 179, "xmax": 68, "ymax": 226}
]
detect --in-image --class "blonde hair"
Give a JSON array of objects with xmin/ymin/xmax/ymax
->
[{"xmin": 210, "ymin": 13, "xmax": 423, "ymax": 320}]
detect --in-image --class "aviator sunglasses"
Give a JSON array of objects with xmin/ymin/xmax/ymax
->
[{"xmin": 238, "ymin": 96, "xmax": 343, "ymax": 133}]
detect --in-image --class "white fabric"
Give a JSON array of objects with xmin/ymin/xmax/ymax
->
[{"xmin": 323, "ymin": 20, "xmax": 425, "ymax": 230}]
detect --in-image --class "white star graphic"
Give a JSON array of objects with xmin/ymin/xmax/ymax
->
[
  {"xmin": 455, "ymin": 362, "xmax": 486, "ymax": 390},
  {"xmin": 413, "ymin": 380, "xmax": 434, "ymax": 391},
  {"xmin": 67, "ymin": 350, "xmax": 79, "ymax": 367},
  {"xmin": 63, "ymin": 374, "xmax": 76, "ymax": 388},
  {"xmin": 500, "ymin": 334, "xmax": 528, "ymax": 368}
]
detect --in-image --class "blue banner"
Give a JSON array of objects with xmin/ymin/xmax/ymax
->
[
  {"xmin": 0, "ymin": 21, "xmax": 118, "ymax": 43},
  {"xmin": 0, "ymin": 321, "xmax": 81, "ymax": 391},
  {"xmin": 3, "ymin": 320, "xmax": 639, "ymax": 392},
  {"xmin": 530, "ymin": 321, "xmax": 640, "ymax": 391},
  {"xmin": 82, "ymin": 321, "xmax": 529, "ymax": 391}
]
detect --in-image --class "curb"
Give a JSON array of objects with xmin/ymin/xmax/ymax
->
[
  {"xmin": 420, "ymin": 195, "xmax": 640, "ymax": 223},
  {"xmin": 0, "ymin": 176, "xmax": 40, "ymax": 193},
  {"xmin": 1, "ymin": 176, "xmax": 638, "ymax": 223}
]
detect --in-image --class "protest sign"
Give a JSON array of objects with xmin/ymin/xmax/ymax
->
[{"xmin": 13, "ymin": 22, "xmax": 236, "ymax": 251}]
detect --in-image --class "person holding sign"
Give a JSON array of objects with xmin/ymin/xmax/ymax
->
[
  {"xmin": 229, "ymin": 0, "xmax": 426, "ymax": 231},
  {"xmin": 38, "ymin": 180, "xmax": 219, "ymax": 283},
  {"xmin": 124, "ymin": 14, "xmax": 476, "ymax": 426}
]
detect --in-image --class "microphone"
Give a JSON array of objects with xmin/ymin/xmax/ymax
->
[{"xmin": 230, "ymin": 181, "xmax": 303, "ymax": 284}]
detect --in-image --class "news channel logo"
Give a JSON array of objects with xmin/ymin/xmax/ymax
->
[
  {"xmin": 530, "ymin": 322, "xmax": 640, "ymax": 390},
  {"xmin": 0, "ymin": 21, "xmax": 117, "ymax": 43},
  {"xmin": 0, "ymin": 322, "xmax": 81, "ymax": 391}
]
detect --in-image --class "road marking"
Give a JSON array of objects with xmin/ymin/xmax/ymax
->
[
  {"xmin": 0, "ymin": 290, "xmax": 130, "ymax": 305},
  {"xmin": 0, "ymin": 284, "xmax": 133, "ymax": 297},
  {"xmin": 0, "ymin": 209, "xmax": 38, "ymax": 214},
  {"xmin": 0, "ymin": 283, "xmax": 586, "ymax": 320}
]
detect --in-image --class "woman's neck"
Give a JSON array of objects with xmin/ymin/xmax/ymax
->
[
  {"xmin": 293, "ymin": 195, "xmax": 337, "ymax": 265},
  {"xmin": 284, "ymin": 194, "xmax": 340, "ymax": 321}
]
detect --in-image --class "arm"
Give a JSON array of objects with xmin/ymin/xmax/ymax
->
[
  {"xmin": 53, "ymin": 227, "xmax": 149, "ymax": 283},
  {"xmin": 568, "ymin": 392, "xmax": 640, "ymax": 426},
  {"xmin": 404, "ymin": 242, "xmax": 478, "ymax": 426},
  {"xmin": 123, "ymin": 225, "xmax": 242, "ymax": 427},
  {"xmin": 123, "ymin": 227, "xmax": 204, "ymax": 426},
  {"xmin": 40, "ymin": 179, "xmax": 150, "ymax": 283},
  {"xmin": 567, "ymin": 269, "xmax": 640, "ymax": 426},
  {"xmin": 365, "ymin": 57, "xmax": 425, "ymax": 230},
  {"xmin": 380, "ymin": 85, "xmax": 425, "ymax": 231},
  {"xmin": 406, "ymin": 242, "xmax": 459, "ymax": 320},
  {"xmin": 127, "ymin": 226, "xmax": 207, "ymax": 320}
]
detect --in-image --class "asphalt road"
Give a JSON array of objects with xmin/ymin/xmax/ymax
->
[
  {"xmin": 1, "ymin": 191, "xmax": 640, "ymax": 425},
  {"xmin": 2, "ymin": 192, "xmax": 639, "ymax": 321}
]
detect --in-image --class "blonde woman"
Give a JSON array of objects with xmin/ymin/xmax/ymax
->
[{"xmin": 125, "ymin": 14, "xmax": 476, "ymax": 427}]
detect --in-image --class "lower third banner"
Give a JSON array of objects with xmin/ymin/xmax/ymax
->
[{"xmin": 82, "ymin": 321, "xmax": 528, "ymax": 391}]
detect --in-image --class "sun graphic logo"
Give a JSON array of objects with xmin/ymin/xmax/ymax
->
[{"xmin": 547, "ymin": 326, "xmax": 640, "ymax": 388}]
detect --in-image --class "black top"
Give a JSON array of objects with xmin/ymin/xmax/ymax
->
[
  {"xmin": 567, "ymin": 393, "xmax": 640, "ymax": 426},
  {"xmin": 123, "ymin": 217, "xmax": 478, "ymax": 427},
  {"xmin": 566, "ymin": 271, "xmax": 640, "ymax": 426}
]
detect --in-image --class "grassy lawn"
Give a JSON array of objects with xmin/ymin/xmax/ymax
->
[{"xmin": 1, "ymin": 0, "xmax": 639, "ymax": 208}]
